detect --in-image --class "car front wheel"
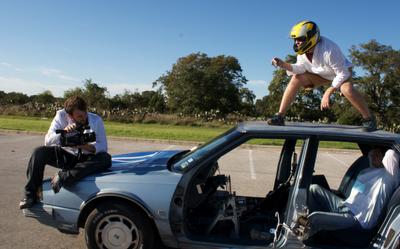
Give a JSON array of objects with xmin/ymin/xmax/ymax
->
[{"xmin": 84, "ymin": 201, "xmax": 155, "ymax": 249}]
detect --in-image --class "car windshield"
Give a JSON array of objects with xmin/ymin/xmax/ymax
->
[{"xmin": 173, "ymin": 127, "xmax": 242, "ymax": 172}]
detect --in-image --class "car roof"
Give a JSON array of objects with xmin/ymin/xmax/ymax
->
[{"xmin": 236, "ymin": 121, "xmax": 400, "ymax": 144}]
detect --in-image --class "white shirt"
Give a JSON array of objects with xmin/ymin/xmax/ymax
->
[
  {"xmin": 344, "ymin": 149, "xmax": 400, "ymax": 229},
  {"xmin": 288, "ymin": 36, "xmax": 353, "ymax": 89},
  {"xmin": 45, "ymin": 109, "xmax": 108, "ymax": 155}
]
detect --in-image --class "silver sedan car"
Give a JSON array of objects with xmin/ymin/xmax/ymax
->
[{"xmin": 23, "ymin": 122, "xmax": 400, "ymax": 249}]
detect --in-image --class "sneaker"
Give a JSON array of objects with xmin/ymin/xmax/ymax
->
[
  {"xmin": 362, "ymin": 115, "xmax": 377, "ymax": 132},
  {"xmin": 51, "ymin": 173, "xmax": 63, "ymax": 194},
  {"xmin": 19, "ymin": 197, "xmax": 36, "ymax": 209},
  {"xmin": 267, "ymin": 113, "xmax": 285, "ymax": 126}
]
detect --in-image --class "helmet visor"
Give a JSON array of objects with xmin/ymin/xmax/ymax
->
[{"xmin": 294, "ymin": 36, "xmax": 307, "ymax": 42}]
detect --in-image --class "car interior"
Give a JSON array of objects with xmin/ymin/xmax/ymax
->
[
  {"xmin": 182, "ymin": 138, "xmax": 299, "ymax": 246},
  {"xmin": 180, "ymin": 139, "xmax": 400, "ymax": 248},
  {"xmin": 305, "ymin": 143, "xmax": 400, "ymax": 248}
]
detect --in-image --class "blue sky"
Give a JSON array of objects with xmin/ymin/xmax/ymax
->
[{"xmin": 0, "ymin": 0, "xmax": 399, "ymax": 100}]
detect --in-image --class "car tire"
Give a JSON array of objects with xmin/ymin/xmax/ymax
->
[{"xmin": 84, "ymin": 201, "xmax": 155, "ymax": 249}]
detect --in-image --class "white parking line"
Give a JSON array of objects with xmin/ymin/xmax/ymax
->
[
  {"xmin": 249, "ymin": 149, "xmax": 257, "ymax": 180},
  {"xmin": 326, "ymin": 153, "xmax": 347, "ymax": 167}
]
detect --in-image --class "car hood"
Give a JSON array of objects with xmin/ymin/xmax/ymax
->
[
  {"xmin": 109, "ymin": 150, "xmax": 184, "ymax": 173},
  {"xmin": 40, "ymin": 150, "xmax": 186, "ymax": 215},
  {"xmin": 69, "ymin": 150, "xmax": 185, "ymax": 182}
]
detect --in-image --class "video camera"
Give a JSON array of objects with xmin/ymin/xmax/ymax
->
[{"xmin": 56, "ymin": 124, "xmax": 96, "ymax": 147}]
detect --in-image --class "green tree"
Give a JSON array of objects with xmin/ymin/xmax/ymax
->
[
  {"xmin": 141, "ymin": 90, "xmax": 166, "ymax": 113},
  {"xmin": 64, "ymin": 87, "xmax": 84, "ymax": 99},
  {"xmin": 64, "ymin": 79, "xmax": 109, "ymax": 111},
  {"xmin": 31, "ymin": 90, "xmax": 55, "ymax": 104},
  {"xmin": 110, "ymin": 90, "xmax": 143, "ymax": 110},
  {"xmin": 2, "ymin": 92, "xmax": 30, "ymax": 105},
  {"xmin": 348, "ymin": 40, "xmax": 400, "ymax": 128},
  {"xmin": 239, "ymin": 87, "xmax": 256, "ymax": 116},
  {"xmin": 330, "ymin": 71, "xmax": 364, "ymax": 125},
  {"xmin": 0, "ymin": 91, "xmax": 6, "ymax": 104},
  {"xmin": 255, "ymin": 96, "xmax": 270, "ymax": 117},
  {"xmin": 154, "ymin": 52, "xmax": 251, "ymax": 115},
  {"xmin": 84, "ymin": 79, "xmax": 109, "ymax": 110},
  {"xmin": 110, "ymin": 90, "xmax": 166, "ymax": 113}
]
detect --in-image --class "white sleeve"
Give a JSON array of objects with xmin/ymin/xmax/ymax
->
[
  {"xmin": 44, "ymin": 111, "xmax": 64, "ymax": 146},
  {"xmin": 91, "ymin": 116, "xmax": 108, "ymax": 154},
  {"xmin": 287, "ymin": 55, "xmax": 307, "ymax": 76},
  {"xmin": 327, "ymin": 45, "xmax": 352, "ymax": 89},
  {"xmin": 383, "ymin": 149, "xmax": 400, "ymax": 177}
]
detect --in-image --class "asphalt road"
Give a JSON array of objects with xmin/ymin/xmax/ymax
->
[{"xmin": 0, "ymin": 132, "xmax": 361, "ymax": 249}]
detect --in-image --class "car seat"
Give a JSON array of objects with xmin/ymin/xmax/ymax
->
[
  {"xmin": 310, "ymin": 155, "xmax": 369, "ymax": 197},
  {"xmin": 306, "ymin": 178, "xmax": 400, "ymax": 247},
  {"xmin": 336, "ymin": 155, "xmax": 369, "ymax": 198}
]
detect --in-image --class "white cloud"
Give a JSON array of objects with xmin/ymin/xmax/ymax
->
[
  {"xmin": 1, "ymin": 62, "xmax": 156, "ymax": 97},
  {"xmin": 39, "ymin": 67, "xmax": 80, "ymax": 82},
  {"xmin": 1, "ymin": 62, "xmax": 22, "ymax": 71},
  {"xmin": 0, "ymin": 76, "xmax": 62, "ymax": 95},
  {"xmin": 39, "ymin": 68, "xmax": 62, "ymax": 76},
  {"xmin": 1, "ymin": 62, "xmax": 12, "ymax": 67},
  {"xmin": 0, "ymin": 74, "xmax": 157, "ymax": 98},
  {"xmin": 0, "ymin": 62, "xmax": 83, "ymax": 96},
  {"xmin": 1, "ymin": 62, "xmax": 79, "ymax": 81}
]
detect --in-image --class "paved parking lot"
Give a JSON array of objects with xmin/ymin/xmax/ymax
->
[{"xmin": 0, "ymin": 132, "xmax": 360, "ymax": 249}]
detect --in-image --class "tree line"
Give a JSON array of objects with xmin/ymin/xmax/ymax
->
[{"xmin": 1, "ymin": 40, "xmax": 399, "ymax": 131}]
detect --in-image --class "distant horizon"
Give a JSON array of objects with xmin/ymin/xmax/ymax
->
[{"xmin": 1, "ymin": 1, "xmax": 399, "ymax": 100}]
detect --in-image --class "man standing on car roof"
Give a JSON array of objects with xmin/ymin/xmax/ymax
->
[
  {"xmin": 19, "ymin": 96, "xmax": 111, "ymax": 209},
  {"xmin": 268, "ymin": 20, "xmax": 377, "ymax": 132}
]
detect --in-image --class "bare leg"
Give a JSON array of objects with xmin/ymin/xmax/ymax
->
[
  {"xmin": 278, "ymin": 74, "xmax": 311, "ymax": 116},
  {"xmin": 339, "ymin": 82, "xmax": 371, "ymax": 119}
]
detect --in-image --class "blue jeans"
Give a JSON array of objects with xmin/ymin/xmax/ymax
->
[{"xmin": 307, "ymin": 184, "xmax": 362, "ymax": 236}]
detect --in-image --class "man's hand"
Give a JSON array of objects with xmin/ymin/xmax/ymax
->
[
  {"xmin": 64, "ymin": 123, "xmax": 77, "ymax": 133},
  {"xmin": 271, "ymin": 57, "xmax": 292, "ymax": 71},
  {"xmin": 320, "ymin": 87, "xmax": 336, "ymax": 110},
  {"xmin": 271, "ymin": 57, "xmax": 284, "ymax": 68}
]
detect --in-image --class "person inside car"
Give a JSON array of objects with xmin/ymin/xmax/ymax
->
[
  {"xmin": 305, "ymin": 147, "xmax": 400, "ymax": 238},
  {"xmin": 19, "ymin": 96, "xmax": 111, "ymax": 209},
  {"xmin": 268, "ymin": 20, "xmax": 376, "ymax": 132}
]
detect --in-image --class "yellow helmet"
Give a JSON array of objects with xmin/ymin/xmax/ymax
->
[{"xmin": 290, "ymin": 20, "xmax": 320, "ymax": 55}]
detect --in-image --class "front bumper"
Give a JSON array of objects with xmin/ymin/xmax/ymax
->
[{"xmin": 23, "ymin": 202, "xmax": 80, "ymax": 234}]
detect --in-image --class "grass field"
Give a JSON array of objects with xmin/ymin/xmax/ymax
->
[
  {"xmin": 0, "ymin": 115, "xmax": 228, "ymax": 142},
  {"xmin": 0, "ymin": 115, "xmax": 357, "ymax": 149}
]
